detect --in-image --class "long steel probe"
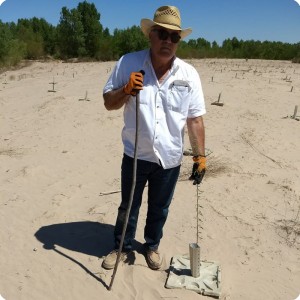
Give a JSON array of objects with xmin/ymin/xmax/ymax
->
[
  {"xmin": 108, "ymin": 73, "xmax": 143, "ymax": 290},
  {"xmin": 196, "ymin": 183, "xmax": 199, "ymax": 245}
]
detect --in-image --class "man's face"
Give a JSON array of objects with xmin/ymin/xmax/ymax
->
[{"xmin": 149, "ymin": 26, "xmax": 181, "ymax": 60}]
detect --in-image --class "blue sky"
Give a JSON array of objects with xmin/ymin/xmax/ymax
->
[{"xmin": 0, "ymin": 0, "xmax": 299, "ymax": 45}]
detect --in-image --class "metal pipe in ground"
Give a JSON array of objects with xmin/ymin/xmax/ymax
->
[{"xmin": 189, "ymin": 243, "xmax": 201, "ymax": 277}]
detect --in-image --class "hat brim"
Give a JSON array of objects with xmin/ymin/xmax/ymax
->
[{"xmin": 140, "ymin": 18, "xmax": 192, "ymax": 39}]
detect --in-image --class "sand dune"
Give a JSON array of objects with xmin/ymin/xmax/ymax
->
[{"xmin": 0, "ymin": 58, "xmax": 299, "ymax": 300}]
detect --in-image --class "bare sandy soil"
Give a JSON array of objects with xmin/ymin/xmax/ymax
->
[{"xmin": 0, "ymin": 58, "xmax": 299, "ymax": 300}]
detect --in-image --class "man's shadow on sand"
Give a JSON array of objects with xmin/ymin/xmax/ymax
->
[{"xmin": 35, "ymin": 221, "xmax": 143, "ymax": 289}]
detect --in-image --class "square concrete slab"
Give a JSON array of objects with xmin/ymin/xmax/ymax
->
[{"xmin": 165, "ymin": 254, "xmax": 221, "ymax": 298}]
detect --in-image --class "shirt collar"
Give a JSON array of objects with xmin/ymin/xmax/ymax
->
[{"xmin": 145, "ymin": 49, "xmax": 179, "ymax": 74}]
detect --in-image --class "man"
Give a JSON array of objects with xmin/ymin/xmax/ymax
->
[{"xmin": 102, "ymin": 5, "xmax": 206, "ymax": 270}]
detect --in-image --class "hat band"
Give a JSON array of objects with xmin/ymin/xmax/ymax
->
[{"xmin": 155, "ymin": 21, "xmax": 181, "ymax": 30}]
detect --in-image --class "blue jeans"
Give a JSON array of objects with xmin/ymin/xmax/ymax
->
[{"xmin": 114, "ymin": 154, "xmax": 181, "ymax": 251}]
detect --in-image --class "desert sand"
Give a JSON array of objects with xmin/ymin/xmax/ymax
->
[{"xmin": 0, "ymin": 58, "xmax": 299, "ymax": 300}]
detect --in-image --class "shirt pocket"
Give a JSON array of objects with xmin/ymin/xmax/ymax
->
[{"xmin": 167, "ymin": 80, "xmax": 191, "ymax": 114}]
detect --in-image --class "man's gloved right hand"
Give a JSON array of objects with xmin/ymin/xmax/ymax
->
[{"xmin": 123, "ymin": 72, "xmax": 144, "ymax": 96}]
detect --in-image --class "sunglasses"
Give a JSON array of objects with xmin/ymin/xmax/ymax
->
[{"xmin": 152, "ymin": 29, "xmax": 181, "ymax": 44}]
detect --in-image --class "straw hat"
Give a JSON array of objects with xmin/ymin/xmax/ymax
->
[{"xmin": 140, "ymin": 5, "xmax": 192, "ymax": 39}]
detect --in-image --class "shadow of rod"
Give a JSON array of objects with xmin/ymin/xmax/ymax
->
[{"xmin": 53, "ymin": 247, "xmax": 109, "ymax": 290}]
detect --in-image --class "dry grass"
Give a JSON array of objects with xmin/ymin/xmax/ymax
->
[
  {"xmin": 0, "ymin": 60, "xmax": 33, "ymax": 75},
  {"xmin": 205, "ymin": 156, "xmax": 230, "ymax": 178},
  {"xmin": 179, "ymin": 154, "xmax": 230, "ymax": 182},
  {"xmin": 276, "ymin": 206, "xmax": 300, "ymax": 248},
  {"xmin": 0, "ymin": 148, "xmax": 22, "ymax": 157}
]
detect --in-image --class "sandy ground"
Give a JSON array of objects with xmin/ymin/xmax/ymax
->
[{"xmin": 0, "ymin": 58, "xmax": 299, "ymax": 300}]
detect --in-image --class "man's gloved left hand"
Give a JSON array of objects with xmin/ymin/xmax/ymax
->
[{"xmin": 189, "ymin": 156, "xmax": 206, "ymax": 185}]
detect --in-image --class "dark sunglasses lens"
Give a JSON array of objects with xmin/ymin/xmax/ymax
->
[
  {"xmin": 170, "ymin": 33, "xmax": 180, "ymax": 43},
  {"xmin": 158, "ymin": 30, "xmax": 169, "ymax": 40},
  {"xmin": 157, "ymin": 30, "xmax": 180, "ymax": 43}
]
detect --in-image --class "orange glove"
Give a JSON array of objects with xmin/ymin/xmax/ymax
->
[
  {"xmin": 189, "ymin": 156, "xmax": 206, "ymax": 185},
  {"xmin": 123, "ymin": 72, "xmax": 144, "ymax": 96}
]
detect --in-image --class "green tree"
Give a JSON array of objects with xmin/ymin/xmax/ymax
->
[
  {"xmin": 113, "ymin": 26, "xmax": 148, "ymax": 57},
  {"xmin": 210, "ymin": 41, "xmax": 221, "ymax": 57},
  {"xmin": 260, "ymin": 41, "xmax": 277, "ymax": 59},
  {"xmin": 222, "ymin": 38, "xmax": 233, "ymax": 56},
  {"xmin": 95, "ymin": 27, "xmax": 115, "ymax": 61},
  {"xmin": 241, "ymin": 40, "xmax": 261, "ymax": 59},
  {"xmin": 16, "ymin": 19, "xmax": 45, "ymax": 58},
  {"xmin": 0, "ymin": 21, "xmax": 26, "ymax": 66},
  {"xmin": 196, "ymin": 38, "xmax": 211, "ymax": 50},
  {"xmin": 30, "ymin": 17, "xmax": 56, "ymax": 55},
  {"xmin": 77, "ymin": 1, "xmax": 103, "ymax": 57},
  {"xmin": 292, "ymin": 43, "xmax": 300, "ymax": 63},
  {"xmin": 57, "ymin": 7, "xmax": 85, "ymax": 58},
  {"xmin": 176, "ymin": 40, "xmax": 191, "ymax": 58},
  {"xmin": 187, "ymin": 39, "xmax": 197, "ymax": 48},
  {"xmin": 0, "ymin": 21, "xmax": 13, "ymax": 63}
]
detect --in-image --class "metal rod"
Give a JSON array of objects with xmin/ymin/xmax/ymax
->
[
  {"xmin": 196, "ymin": 183, "xmax": 199, "ymax": 245},
  {"xmin": 293, "ymin": 105, "xmax": 298, "ymax": 119},
  {"xmin": 108, "ymin": 91, "xmax": 140, "ymax": 291}
]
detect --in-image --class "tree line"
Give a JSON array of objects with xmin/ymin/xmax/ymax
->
[{"xmin": 1, "ymin": 1, "xmax": 299, "ymax": 68}]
